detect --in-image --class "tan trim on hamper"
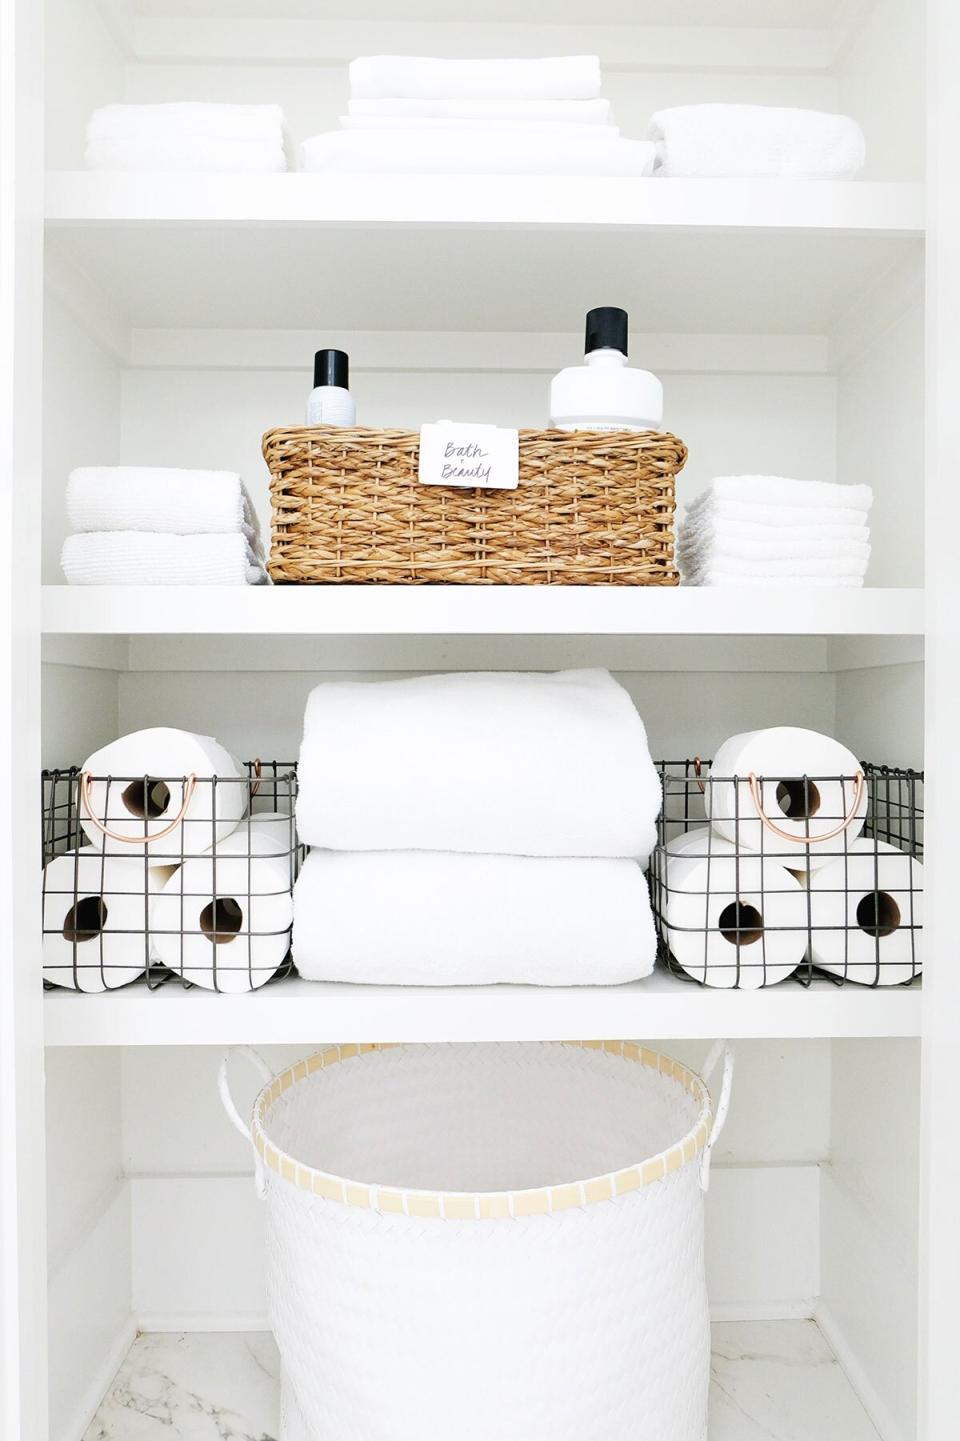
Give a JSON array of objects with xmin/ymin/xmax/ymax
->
[
  {"xmin": 263, "ymin": 426, "xmax": 685, "ymax": 586},
  {"xmin": 252, "ymin": 1041, "xmax": 712, "ymax": 1220}
]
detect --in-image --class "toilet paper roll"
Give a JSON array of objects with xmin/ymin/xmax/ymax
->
[
  {"xmin": 807, "ymin": 839, "xmax": 923, "ymax": 984},
  {"xmin": 225, "ymin": 812, "xmax": 298, "ymax": 879},
  {"xmin": 661, "ymin": 850, "xmax": 809, "ymax": 988},
  {"xmin": 42, "ymin": 850, "xmax": 175, "ymax": 991},
  {"xmin": 150, "ymin": 831, "xmax": 293, "ymax": 991},
  {"xmin": 705, "ymin": 727, "xmax": 867, "ymax": 868},
  {"xmin": 80, "ymin": 727, "xmax": 247, "ymax": 858},
  {"xmin": 654, "ymin": 826, "xmax": 737, "ymax": 911}
]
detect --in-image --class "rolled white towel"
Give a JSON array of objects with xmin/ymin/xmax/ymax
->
[
  {"xmin": 301, "ymin": 131, "xmax": 655, "ymax": 177},
  {"xmin": 292, "ymin": 850, "xmax": 657, "ymax": 986},
  {"xmin": 347, "ymin": 96, "xmax": 614, "ymax": 124},
  {"xmin": 61, "ymin": 532, "xmax": 269, "ymax": 586},
  {"xmin": 349, "ymin": 55, "xmax": 602, "ymax": 102},
  {"xmin": 86, "ymin": 103, "xmax": 287, "ymax": 142},
  {"xmin": 647, "ymin": 104, "xmax": 866, "ymax": 179},
  {"xmin": 296, "ymin": 669, "xmax": 661, "ymax": 861},
  {"xmin": 67, "ymin": 467, "xmax": 263, "ymax": 548},
  {"xmin": 687, "ymin": 477, "xmax": 873, "ymax": 513},
  {"xmin": 85, "ymin": 135, "xmax": 287, "ymax": 173}
]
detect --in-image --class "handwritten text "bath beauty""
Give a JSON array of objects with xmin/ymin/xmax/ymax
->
[{"xmin": 442, "ymin": 440, "xmax": 492, "ymax": 485}]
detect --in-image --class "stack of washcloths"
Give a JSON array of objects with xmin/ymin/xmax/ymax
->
[
  {"xmin": 646, "ymin": 104, "xmax": 866, "ymax": 178},
  {"xmin": 292, "ymin": 669, "xmax": 662, "ymax": 985},
  {"xmin": 301, "ymin": 56, "xmax": 655, "ymax": 176},
  {"xmin": 677, "ymin": 477, "xmax": 873, "ymax": 588},
  {"xmin": 61, "ymin": 467, "xmax": 269, "ymax": 585},
  {"xmin": 84, "ymin": 103, "xmax": 288, "ymax": 172}
]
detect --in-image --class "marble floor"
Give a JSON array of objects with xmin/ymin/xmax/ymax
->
[{"xmin": 83, "ymin": 1319, "xmax": 881, "ymax": 1441}]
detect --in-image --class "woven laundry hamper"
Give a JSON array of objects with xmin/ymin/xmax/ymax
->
[{"xmin": 220, "ymin": 1039, "xmax": 733, "ymax": 1441}]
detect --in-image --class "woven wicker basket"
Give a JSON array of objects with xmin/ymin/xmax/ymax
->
[{"xmin": 263, "ymin": 425, "xmax": 685, "ymax": 585}]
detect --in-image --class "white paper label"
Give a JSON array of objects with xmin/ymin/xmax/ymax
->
[{"xmin": 418, "ymin": 420, "xmax": 519, "ymax": 490}]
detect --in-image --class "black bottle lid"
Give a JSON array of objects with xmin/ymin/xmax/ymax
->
[
  {"xmin": 585, "ymin": 307, "xmax": 628, "ymax": 356},
  {"xmin": 313, "ymin": 348, "xmax": 349, "ymax": 389}
]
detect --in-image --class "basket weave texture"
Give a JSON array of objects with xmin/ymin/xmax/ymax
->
[{"xmin": 264, "ymin": 425, "xmax": 685, "ymax": 585}]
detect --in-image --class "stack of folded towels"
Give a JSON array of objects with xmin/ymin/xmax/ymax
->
[
  {"xmin": 84, "ymin": 103, "xmax": 288, "ymax": 172},
  {"xmin": 292, "ymin": 669, "xmax": 662, "ymax": 985},
  {"xmin": 646, "ymin": 104, "xmax": 866, "ymax": 178},
  {"xmin": 61, "ymin": 467, "xmax": 269, "ymax": 585},
  {"xmin": 301, "ymin": 56, "xmax": 655, "ymax": 176},
  {"xmin": 677, "ymin": 477, "xmax": 873, "ymax": 588}
]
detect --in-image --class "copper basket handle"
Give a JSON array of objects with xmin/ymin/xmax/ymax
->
[
  {"xmin": 746, "ymin": 769, "xmax": 866, "ymax": 845},
  {"xmin": 79, "ymin": 770, "xmax": 199, "ymax": 845},
  {"xmin": 250, "ymin": 758, "xmax": 262, "ymax": 799}
]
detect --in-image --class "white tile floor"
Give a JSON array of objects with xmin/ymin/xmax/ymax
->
[{"xmin": 83, "ymin": 1320, "xmax": 881, "ymax": 1441}]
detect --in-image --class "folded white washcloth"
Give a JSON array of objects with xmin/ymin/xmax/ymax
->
[
  {"xmin": 684, "ymin": 499, "xmax": 872, "ymax": 531},
  {"xmin": 66, "ymin": 468, "xmax": 263, "ymax": 550},
  {"xmin": 677, "ymin": 530, "xmax": 871, "ymax": 564},
  {"xmin": 687, "ymin": 477, "xmax": 873, "ymax": 514},
  {"xmin": 647, "ymin": 104, "xmax": 866, "ymax": 179},
  {"xmin": 678, "ymin": 514, "xmax": 871, "ymax": 549},
  {"xmin": 349, "ymin": 55, "xmax": 602, "ymax": 102},
  {"xmin": 347, "ymin": 96, "xmax": 614, "ymax": 125},
  {"xmin": 683, "ymin": 552, "xmax": 869, "ymax": 580},
  {"xmin": 683, "ymin": 564, "xmax": 864, "ymax": 582},
  {"xmin": 339, "ymin": 116, "xmax": 619, "ymax": 139},
  {"xmin": 61, "ymin": 532, "xmax": 269, "ymax": 586},
  {"xmin": 85, "ymin": 135, "xmax": 287, "ymax": 173},
  {"xmin": 296, "ymin": 669, "xmax": 661, "ymax": 861},
  {"xmin": 86, "ymin": 103, "xmax": 286, "ymax": 142},
  {"xmin": 292, "ymin": 850, "xmax": 656, "ymax": 986},
  {"xmin": 301, "ymin": 131, "xmax": 655, "ymax": 176}
]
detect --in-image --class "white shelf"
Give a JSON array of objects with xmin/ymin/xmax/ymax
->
[
  {"xmin": 44, "ymin": 175, "xmax": 923, "ymax": 334},
  {"xmin": 82, "ymin": 1322, "xmax": 884, "ymax": 1441},
  {"xmin": 43, "ymin": 971, "xmax": 922, "ymax": 1047},
  {"xmin": 41, "ymin": 584, "xmax": 924, "ymax": 639}
]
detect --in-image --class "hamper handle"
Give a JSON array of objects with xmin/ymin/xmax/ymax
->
[
  {"xmin": 699, "ymin": 1041, "xmax": 735, "ymax": 1193},
  {"xmin": 746, "ymin": 769, "xmax": 865, "ymax": 845},
  {"xmin": 79, "ymin": 770, "xmax": 198, "ymax": 845},
  {"xmin": 218, "ymin": 1046, "xmax": 274, "ymax": 1198}
]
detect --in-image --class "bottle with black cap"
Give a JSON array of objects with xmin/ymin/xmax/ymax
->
[
  {"xmin": 306, "ymin": 348, "xmax": 356, "ymax": 427},
  {"xmin": 549, "ymin": 307, "xmax": 663, "ymax": 433}
]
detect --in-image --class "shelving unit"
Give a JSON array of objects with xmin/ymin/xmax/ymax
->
[{"xmin": 4, "ymin": 0, "xmax": 958, "ymax": 1439}]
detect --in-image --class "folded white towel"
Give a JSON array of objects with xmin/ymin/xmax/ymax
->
[
  {"xmin": 684, "ymin": 572, "xmax": 867, "ymax": 588},
  {"xmin": 292, "ymin": 850, "xmax": 656, "ymax": 986},
  {"xmin": 687, "ymin": 477, "xmax": 873, "ymax": 513},
  {"xmin": 86, "ymin": 103, "xmax": 286, "ymax": 142},
  {"xmin": 66, "ymin": 468, "xmax": 263, "ymax": 550},
  {"xmin": 301, "ymin": 131, "xmax": 655, "ymax": 176},
  {"xmin": 647, "ymin": 104, "xmax": 866, "ymax": 179},
  {"xmin": 296, "ymin": 669, "xmax": 660, "ymax": 861},
  {"xmin": 347, "ymin": 96, "xmax": 614, "ymax": 125},
  {"xmin": 685, "ymin": 500, "xmax": 872, "ymax": 532},
  {"xmin": 684, "ymin": 552, "xmax": 869, "ymax": 579},
  {"xmin": 678, "ymin": 515, "xmax": 871, "ymax": 549},
  {"xmin": 349, "ymin": 55, "xmax": 602, "ymax": 102},
  {"xmin": 339, "ymin": 116, "xmax": 619, "ymax": 139},
  {"xmin": 678, "ymin": 531, "xmax": 871, "ymax": 563},
  {"xmin": 85, "ymin": 136, "xmax": 287, "ymax": 173},
  {"xmin": 61, "ymin": 532, "xmax": 269, "ymax": 586}
]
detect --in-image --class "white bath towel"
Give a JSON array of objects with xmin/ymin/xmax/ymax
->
[
  {"xmin": 647, "ymin": 104, "xmax": 866, "ymax": 179},
  {"xmin": 685, "ymin": 500, "xmax": 871, "ymax": 531},
  {"xmin": 678, "ymin": 530, "xmax": 871, "ymax": 564},
  {"xmin": 66, "ymin": 467, "xmax": 263, "ymax": 548},
  {"xmin": 61, "ymin": 532, "xmax": 269, "ymax": 586},
  {"xmin": 678, "ymin": 515, "xmax": 871, "ymax": 550},
  {"xmin": 683, "ymin": 553, "xmax": 869, "ymax": 581},
  {"xmin": 301, "ymin": 131, "xmax": 655, "ymax": 176},
  {"xmin": 87, "ymin": 103, "xmax": 286, "ymax": 141},
  {"xmin": 339, "ymin": 116, "xmax": 619, "ymax": 139},
  {"xmin": 296, "ymin": 669, "xmax": 661, "ymax": 861},
  {"xmin": 347, "ymin": 96, "xmax": 614, "ymax": 125},
  {"xmin": 292, "ymin": 850, "xmax": 656, "ymax": 986},
  {"xmin": 683, "ymin": 571, "xmax": 867, "ymax": 589},
  {"xmin": 687, "ymin": 477, "xmax": 873, "ymax": 514},
  {"xmin": 349, "ymin": 55, "xmax": 602, "ymax": 101},
  {"xmin": 85, "ymin": 135, "xmax": 287, "ymax": 173}
]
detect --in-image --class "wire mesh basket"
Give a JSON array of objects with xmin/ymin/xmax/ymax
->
[
  {"xmin": 650, "ymin": 759, "xmax": 923, "ymax": 988},
  {"xmin": 41, "ymin": 760, "xmax": 303, "ymax": 993}
]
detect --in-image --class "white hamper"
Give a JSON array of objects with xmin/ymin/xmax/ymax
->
[{"xmin": 219, "ymin": 1039, "xmax": 734, "ymax": 1441}]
